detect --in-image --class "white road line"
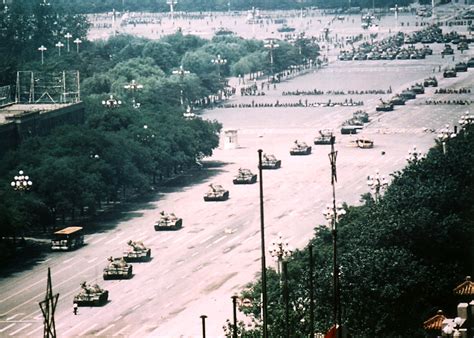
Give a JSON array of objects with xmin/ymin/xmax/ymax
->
[
  {"xmin": 227, "ymin": 234, "xmax": 242, "ymax": 244},
  {"xmin": 242, "ymin": 235, "xmax": 256, "ymax": 244},
  {"xmin": 62, "ymin": 257, "xmax": 75, "ymax": 264},
  {"xmin": 132, "ymin": 304, "xmax": 140, "ymax": 311},
  {"xmin": 9, "ymin": 323, "xmax": 31, "ymax": 336},
  {"xmin": 0, "ymin": 324, "xmax": 15, "ymax": 333},
  {"xmin": 95, "ymin": 324, "xmax": 115, "ymax": 336},
  {"xmin": 89, "ymin": 235, "xmax": 106, "ymax": 244},
  {"xmin": 79, "ymin": 323, "xmax": 98, "ymax": 336},
  {"xmin": 170, "ymin": 235, "xmax": 187, "ymax": 244},
  {"xmin": 199, "ymin": 235, "xmax": 214, "ymax": 244},
  {"xmin": 25, "ymin": 324, "xmax": 43, "ymax": 336},
  {"xmin": 6, "ymin": 314, "xmax": 23, "ymax": 321},
  {"xmin": 105, "ymin": 236, "xmax": 120, "ymax": 245},
  {"xmin": 162, "ymin": 268, "xmax": 170, "ymax": 274},
  {"xmin": 41, "ymin": 258, "xmax": 51, "ymax": 264},
  {"xmin": 61, "ymin": 321, "xmax": 85, "ymax": 336},
  {"xmin": 177, "ymin": 260, "xmax": 184, "ymax": 265},
  {"xmin": 212, "ymin": 235, "xmax": 227, "ymax": 245},
  {"xmin": 191, "ymin": 251, "xmax": 199, "ymax": 257},
  {"xmin": 87, "ymin": 257, "xmax": 98, "ymax": 264},
  {"xmin": 113, "ymin": 324, "xmax": 131, "ymax": 337},
  {"xmin": 113, "ymin": 315, "xmax": 123, "ymax": 322}
]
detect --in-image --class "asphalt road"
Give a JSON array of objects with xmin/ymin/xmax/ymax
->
[{"xmin": 1, "ymin": 12, "xmax": 473, "ymax": 338}]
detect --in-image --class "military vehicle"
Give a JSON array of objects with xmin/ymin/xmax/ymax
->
[
  {"xmin": 123, "ymin": 240, "xmax": 151, "ymax": 262},
  {"xmin": 103, "ymin": 257, "xmax": 133, "ymax": 280},
  {"xmin": 353, "ymin": 110, "xmax": 369, "ymax": 123},
  {"xmin": 376, "ymin": 99, "xmax": 394, "ymax": 112},
  {"xmin": 441, "ymin": 44, "xmax": 454, "ymax": 55},
  {"xmin": 203, "ymin": 184, "xmax": 229, "ymax": 201},
  {"xmin": 390, "ymin": 95, "xmax": 406, "ymax": 105},
  {"xmin": 277, "ymin": 24, "xmax": 295, "ymax": 32},
  {"xmin": 400, "ymin": 89, "xmax": 416, "ymax": 100},
  {"xmin": 73, "ymin": 282, "xmax": 109, "ymax": 306},
  {"xmin": 154, "ymin": 211, "xmax": 183, "ymax": 230},
  {"xmin": 455, "ymin": 62, "xmax": 468, "ymax": 72},
  {"xmin": 261, "ymin": 154, "xmax": 281, "ymax": 169},
  {"xmin": 314, "ymin": 129, "xmax": 334, "ymax": 145},
  {"xmin": 233, "ymin": 168, "xmax": 257, "ymax": 184},
  {"xmin": 443, "ymin": 68, "xmax": 457, "ymax": 78},
  {"xmin": 290, "ymin": 140, "xmax": 312, "ymax": 155},
  {"xmin": 468, "ymin": 58, "xmax": 474, "ymax": 68},
  {"xmin": 410, "ymin": 83, "xmax": 425, "ymax": 94},
  {"xmin": 356, "ymin": 138, "xmax": 374, "ymax": 149},
  {"xmin": 423, "ymin": 77, "xmax": 438, "ymax": 87},
  {"xmin": 340, "ymin": 126, "xmax": 363, "ymax": 135}
]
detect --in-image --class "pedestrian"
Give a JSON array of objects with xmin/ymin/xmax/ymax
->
[{"xmin": 73, "ymin": 302, "xmax": 78, "ymax": 315}]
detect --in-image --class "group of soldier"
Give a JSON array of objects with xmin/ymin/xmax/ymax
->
[
  {"xmin": 434, "ymin": 88, "xmax": 471, "ymax": 94},
  {"xmin": 425, "ymin": 99, "xmax": 471, "ymax": 105},
  {"xmin": 282, "ymin": 88, "xmax": 391, "ymax": 96}
]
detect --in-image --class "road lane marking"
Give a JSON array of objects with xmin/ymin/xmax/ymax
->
[
  {"xmin": 26, "ymin": 324, "xmax": 43, "ymax": 336},
  {"xmin": 95, "ymin": 324, "xmax": 115, "ymax": 336},
  {"xmin": 162, "ymin": 268, "xmax": 170, "ymax": 274},
  {"xmin": 191, "ymin": 251, "xmax": 199, "ymax": 257},
  {"xmin": 212, "ymin": 235, "xmax": 227, "ymax": 245},
  {"xmin": 113, "ymin": 324, "xmax": 131, "ymax": 337},
  {"xmin": 227, "ymin": 234, "xmax": 242, "ymax": 244},
  {"xmin": 242, "ymin": 235, "xmax": 256, "ymax": 244},
  {"xmin": 62, "ymin": 257, "xmax": 75, "ymax": 264},
  {"xmin": 199, "ymin": 235, "xmax": 214, "ymax": 244},
  {"xmin": 0, "ymin": 324, "xmax": 15, "ymax": 333},
  {"xmin": 132, "ymin": 304, "xmax": 140, "ymax": 311},
  {"xmin": 9, "ymin": 323, "xmax": 31, "ymax": 336},
  {"xmin": 105, "ymin": 236, "xmax": 120, "ymax": 245},
  {"xmin": 89, "ymin": 235, "xmax": 106, "ymax": 244},
  {"xmin": 79, "ymin": 323, "xmax": 97, "ymax": 336},
  {"xmin": 6, "ymin": 314, "xmax": 23, "ymax": 321},
  {"xmin": 87, "ymin": 257, "xmax": 98, "ymax": 264},
  {"xmin": 61, "ymin": 321, "xmax": 85, "ymax": 336},
  {"xmin": 170, "ymin": 236, "xmax": 187, "ymax": 244},
  {"xmin": 113, "ymin": 315, "xmax": 123, "ymax": 322},
  {"xmin": 40, "ymin": 258, "xmax": 51, "ymax": 264}
]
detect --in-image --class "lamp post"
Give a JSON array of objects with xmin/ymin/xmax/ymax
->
[
  {"xmin": 166, "ymin": 0, "xmax": 178, "ymax": 23},
  {"xmin": 437, "ymin": 124, "xmax": 457, "ymax": 154},
  {"xmin": 172, "ymin": 65, "xmax": 190, "ymax": 107},
  {"xmin": 64, "ymin": 33, "xmax": 72, "ymax": 52},
  {"xmin": 257, "ymin": 149, "xmax": 268, "ymax": 338},
  {"xmin": 102, "ymin": 94, "xmax": 122, "ymax": 108},
  {"xmin": 211, "ymin": 54, "xmax": 227, "ymax": 85},
  {"xmin": 406, "ymin": 145, "xmax": 424, "ymax": 163},
  {"xmin": 124, "ymin": 80, "xmax": 143, "ymax": 109},
  {"xmin": 137, "ymin": 125, "xmax": 155, "ymax": 144},
  {"xmin": 269, "ymin": 232, "xmax": 292, "ymax": 275},
  {"xmin": 366, "ymin": 170, "xmax": 388, "ymax": 202},
  {"xmin": 73, "ymin": 38, "xmax": 82, "ymax": 53},
  {"xmin": 264, "ymin": 39, "xmax": 279, "ymax": 80},
  {"xmin": 11, "ymin": 170, "xmax": 33, "ymax": 191},
  {"xmin": 55, "ymin": 41, "xmax": 64, "ymax": 56},
  {"xmin": 38, "ymin": 45, "xmax": 47, "ymax": 65},
  {"xmin": 231, "ymin": 295, "xmax": 238, "ymax": 338},
  {"xmin": 459, "ymin": 112, "xmax": 474, "ymax": 130}
]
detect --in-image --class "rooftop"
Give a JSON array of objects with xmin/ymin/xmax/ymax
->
[{"xmin": 0, "ymin": 103, "xmax": 75, "ymax": 124}]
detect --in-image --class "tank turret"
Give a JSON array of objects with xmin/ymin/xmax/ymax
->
[
  {"xmin": 73, "ymin": 282, "xmax": 109, "ymax": 306},
  {"xmin": 290, "ymin": 140, "xmax": 312, "ymax": 155},
  {"xmin": 103, "ymin": 257, "xmax": 133, "ymax": 280},
  {"xmin": 123, "ymin": 240, "xmax": 151, "ymax": 262},
  {"xmin": 233, "ymin": 168, "xmax": 257, "ymax": 184}
]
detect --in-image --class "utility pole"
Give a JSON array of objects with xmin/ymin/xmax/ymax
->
[{"xmin": 39, "ymin": 267, "xmax": 59, "ymax": 338}]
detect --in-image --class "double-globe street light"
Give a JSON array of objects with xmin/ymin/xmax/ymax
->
[
  {"xmin": 367, "ymin": 170, "xmax": 389, "ymax": 203},
  {"xmin": 437, "ymin": 124, "xmax": 457, "ymax": 154},
  {"xmin": 73, "ymin": 38, "xmax": 82, "ymax": 53},
  {"xmin": 459, "ymin": 112, "xmax": 473, "ymax": 130},
  {"xmin": 55, "ymin": 41, "xmax": 64, "ymax": 56},
  {"xmin": 102, "ymin": 94, "xmax": 122, "ymax": 108},
  {"xmin": 211, "ymin": 54, "xmax": 227, "ymax": 84},
  {"xmin": 172, "ymin": 65, "xmax": 190, "ymax": 108},
  {"xmin": 124, "ymin": 79, "xmax": 143, "ymax": 109},
  {"xmin": 264, "ymin": 39, "xmax": 280, "ymax": 81},
  {"xmin": 38, "ymin": 45, "xmax": 47, "ymax": 65},
  {"xmin": 11, "ymin": 170, "xmax": 33, "ymax": 191},
  {"xmin": 406, "ymin": 145, "xmax": 425, "ymax": 163}
]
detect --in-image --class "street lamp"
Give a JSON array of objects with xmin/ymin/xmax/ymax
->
[
  {"xmin": 166, "ymin": 0, "xmax": 178, "ymax": 23},
  {"xmin": 124, "ymin": 80, "xmax": 143, "ymax": 109},
  {"xmin": 269, "ymin": 232, "xmax": 292, "ymax": 275},
  {"xmin": 437, "ymin": 124, "xmax": 456, "ymax": 154},
  {"xmin": 459, "ymin": 112, "xmax": 473, "ymax": 129},
  {"xmin": 367, "ymin": 170, "xmax": 388, "ymax": 202},
  {"xmin": 211, "ymin": 54, "xmax": 227, "ymax": 84},
  {"xmin": 64, "ymin": 33, "xmax": 72, "ymax": 52},
  {"xmin": 73, "ymin": 38, "xmax": 82, "ymax": 53},
  {"xmin": 38, "ymin": 45, "xmax": 47, "ymax": 65},
  {"xmin": 172, "ymin": 65, "xmax": 190, "ymax": 107},
  {"xmin": 102, "ymin": 94, "xmax": 122, "ymax": 108},
  {"xmin": 406, "ymin": 145, "xmax": 424, "ymax": 163},
  {"xmin": 264, "ymin": 39, "xmax": 279, "ymax": 79},
  {"xmin": 137, "ymin": 125, "xmax": 155, "ymax": 144},
  {"xmin": 55, "ymin": 41, "xmax": 64, "ymax": 56},
  {"xmin": 10, "ymin": 170, "xmax": 33, "ymax": 191}
]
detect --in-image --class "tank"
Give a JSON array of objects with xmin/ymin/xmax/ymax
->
[
  {"xmin": 123, "ymin": 240, "xmax": 151, "ymax": 262},
  {"xmin": 356, "ymin": 138, "xmax": 374, "ymax": 149},
  {"xmin": 73, "ymin": 282, "xmax": 109, "ymax": 306},
  {"xmin": 441, "ymin": 45, "xmax": 454, "ymax": 55},
  {"xmin": 340, "ymin": 126, "xmax": 363, "ymax": 135},
  {"xmin": 233, "ymin": 168, "xmax": 257, "ymax": 184},
  {"xmin": 353, "ymin": 110, "xmax": 369, "ymax": 123},
  {"xmin": 261, "ymin": 154, "xmax": 281, "ymax": 169},
  {"xmin": 203, "ymin": 184, "xmax": 229, "ymax": 201},
  {"xmin": 154, "ymin": 212, "xmax": 183, "ymax": 230},
  {"xmin": 376, "ymin": 99, "xmax": 394, "ymax": 112},
  {"xmin": 443, "ymin": 69, "xmax": 457, "ymax": 78},
  {"xmin": 103, "ymin": 257, "xmax": 133, "ymax": 280},
  {"xmin": 314, "ymin": 129, "xmax": 334, "ymax": 145},
  {"xmin": 454, "ymin": 62, "xmax": 468, "ymax": 72},
  {"xmin": 423, "ymin": 77, "xmax": 438, "ymax": 87},
  {"xmin": 400, "ymin": 89, "xmax": 416, "ymax": 100},
  {"xmin": 389, "ymin": 95, "xmax": 406, "ymax": 105},
  {"xmin": 410, "ymin": 83, "xmax": 425, "ymax": 94},
  {"xmin": 468, "ymin": 58, "xmax": 474, "ymax": 68},
  {"xmin": 290, "ymin": 141, "xmax": 312, "ymax": 155}
]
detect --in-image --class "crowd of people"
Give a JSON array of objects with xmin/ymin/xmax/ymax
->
[
  {"xmin": 282, "ymin": 88, "xmax": 392, "ymax": 96},
  {"xmin": 434, "ymin": 88, "xmax": 471, "ymax": 94},
  {"xmin": 425, "ymin": 100, "xmax": 471, "ymax": 105},
  {"xmin": 218, "ymin": 98, "xmax": 364, "ymax": 108}
]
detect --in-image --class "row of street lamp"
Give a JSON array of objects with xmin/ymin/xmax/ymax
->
[{"xmin": 38, "ymin": 33, "xmax": 82, "ymax": 65}]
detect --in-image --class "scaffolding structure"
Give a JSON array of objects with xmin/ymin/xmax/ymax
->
[
  {"xmin": 16, "ymin": 71, "xmax": 80, "ymax": 104},
  {"xmin": 0, "ymin": 85, "xmax": 12, "ymax": 106}
]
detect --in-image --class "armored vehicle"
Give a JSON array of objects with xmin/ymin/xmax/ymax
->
[
  {"xmin": 261, "ymin": 154, "xmax": 281, "ymax": 169},
  {"xmin": 277, "ymin": 25, "xmax": 295, "ymax": 32},
  {"xmin": 233, "ymin": 168, "xmax": 257, "ymax": 184},
  {"xmin": 203, "ymin": 184, "xmax": 229, "ymax": 201},
  {"xmin": 400, "ymin": 89, "xmax": 416, "ymax": 100},
  {"xmin": 123, "ymin": 240, "xmax": 151, "ymax": 262},
  {"xmin": 410, "ymin": 83, "xmax": 425, "ymax": 94},
  {"xmin": 468, "ymin": 58, "xmax": 474, "ymax": 68},
  {"xmin": 154, "ymin": 211, "xmax": 183, "ymax": 230},
  {"xmin": 356, "ymin": 138, "xmax": 374, "ymax": 149},
  {"xmin": 314, "ymin": 129, "xmax": 334, "ymax": 145},
  {"xmin": 455, "ymin": 62, "xmax": 468, "ymax": 72},
  {"xmin": 441, "ymin": 44, "xmax": 454, "ymax": 55},
  {"xmin": 290, "ymin": 140, "xmax": 312, "ymax": 155},
  {"xmin": 423, "ymin": 77, "xmax": 438, "ymax": 87},
  {"xmin": 340, "ymin": 126, "xmax": 363, "ymax": 135},
  {"xmin": 376, "ymin": 99, "xmax": 394, "ymax": 112},
  {"xmin": 74, "ymin": 282, "xmax": 108, "ymax": 306},
  {"xmin": 443, "ymin": 69, "xmax": 457, "ymax": 78},
  {"xmin": 103, "ymin": 257, "xmax": 133, "ymax": 280},
  {"xmin": 390, "ymin": 95, "xmax": 406, "ymax": 105},
  {"xmin": 353, "ymin": 110, "xmax": 369, "ymax": 123}
]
